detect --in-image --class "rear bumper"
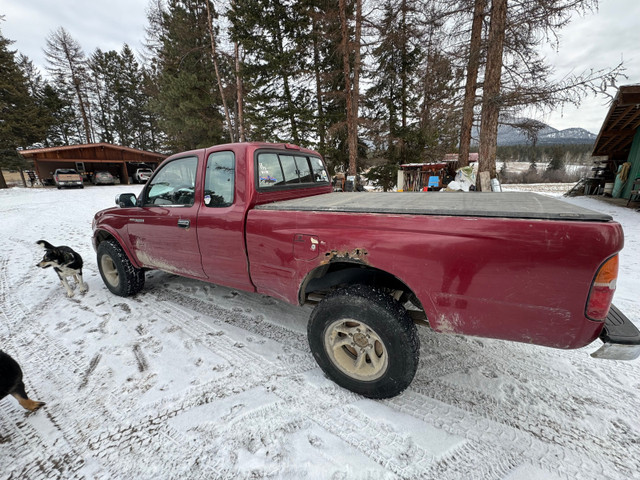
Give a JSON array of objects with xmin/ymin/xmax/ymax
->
[{"xmin": 591, "ymin": 304, "xmax": 640, "ymax": 361}]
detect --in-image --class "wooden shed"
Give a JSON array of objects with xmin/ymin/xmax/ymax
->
[
  {"xmin": 18, "ymin": 143, "xmax": 167, "ymax": 186},
  {"xmin": 592, "ymin": 85, "xmax": 640, "ymax": 200}
]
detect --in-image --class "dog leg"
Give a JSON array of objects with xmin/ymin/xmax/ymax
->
[
  {"xmin": 11, "ymin": 381, "xmax": 45, "ymax": 412},
  {"xmin": 75, "ymin": 273, "xmax": 88, "ymax": 294},
  {"xmin": 59, "ymin": 276, "xmax": 74, "ymax": 297}
]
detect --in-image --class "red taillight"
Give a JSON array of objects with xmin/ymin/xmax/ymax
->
[{"xmin": 586, "ymin": 255, "xmax": 618, "ymax": 320}]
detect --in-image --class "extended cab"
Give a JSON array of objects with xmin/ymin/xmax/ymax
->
[{"xmin": 92, "ymin": 142, "xmax": 640, "ymax": 398}]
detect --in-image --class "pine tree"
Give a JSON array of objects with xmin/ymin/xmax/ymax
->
[
  {"xmin": 229, "ymin": 0, "xmax": 317, "ymax": 144},
  {"xmin": 39, "ymin": 83, "xmax": 78, "ymax": 146},
  {"xmin": 304, "ymin": 0, "xmax": 349, "ymax": 170},
  {"xmin": 88, "ymin": 45, "xmax": 154, "ymax": 149},
  {"xmin": 366, "ymin": 0, "xmax": 424, "ymax": 166},
  {"xmin": 19, "ymin": 54, "xmax": 77, "ymax": 147},
  {"xmin": 148, "ymin": 0, "xmax": 228, "ymax": 152},
  {"xmin": 0, "ymin": 30, "xmax": 48, "ymax": 187}
]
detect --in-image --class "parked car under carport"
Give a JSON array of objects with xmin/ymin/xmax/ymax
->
[{"xmin": 93, "ymin": 171, "xmax": 115, "ymax": 185}]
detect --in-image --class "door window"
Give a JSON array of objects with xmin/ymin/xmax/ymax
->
[{"xmin": 144, "ymin": 156, "xmax": 197, "ymax": 206}]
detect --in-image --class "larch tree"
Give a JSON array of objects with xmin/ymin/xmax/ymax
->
[
  {"xmin": 44, "ymin": 27, "xmax": 93, "ymax": 144},
  {"xmin": 476, "ymin": 0, "xmax": 507, "ymax": 188},
  {"xmin": 205, "ymin": 0, "xmax": 235, "ymax": 142},
  {"xmin": 457, "ymin": 0, "xmax": 486, "ymax": 168},
  {"xmin": 338, "ymin": 0, "xmax": 363, "ymax": 176}
]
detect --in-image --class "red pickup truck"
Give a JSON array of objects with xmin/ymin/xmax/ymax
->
[{"xmin": 92, "ymin": 142, "xmax": 640, "ymax": 398}]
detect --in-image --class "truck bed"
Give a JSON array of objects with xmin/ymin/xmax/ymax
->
[{"xmin": 256, "ymin": 192, "xmax": 612, "ymax": 222}]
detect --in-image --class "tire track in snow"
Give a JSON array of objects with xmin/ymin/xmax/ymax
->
[
  {"xmin": 144, "ymin": 285, "xmax": 317, "ymax": 376},
  {"xmin": 389, "ymin": 324, "xmax": 640, "ymax": 480},
  {"xmin": 0, "ymin": 246, "xmax": 103, "ymax": 479}
]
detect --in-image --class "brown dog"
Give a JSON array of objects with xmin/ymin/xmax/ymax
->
[{"xmin": 0, "ymin": 350, "xmax": 45, "ymax": 412}]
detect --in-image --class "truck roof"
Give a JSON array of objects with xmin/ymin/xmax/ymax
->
[{"xmin": 256, "ymin": 192, "xmax": 613, "ymax": 222}]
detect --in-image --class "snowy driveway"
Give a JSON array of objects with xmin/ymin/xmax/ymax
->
[{"xmin": 1, "ymin": 185, "xmax": 639, "ymax": 479}]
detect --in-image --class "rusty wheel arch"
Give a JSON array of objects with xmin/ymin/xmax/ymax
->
[{"xmin": 299, "ymin": 261, "xmax": 424, "ymax": 313}]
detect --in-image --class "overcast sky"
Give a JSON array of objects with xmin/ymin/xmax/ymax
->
[{"xmin": 1, "ymin": 0, "xmax": 639, "ymax": 135}]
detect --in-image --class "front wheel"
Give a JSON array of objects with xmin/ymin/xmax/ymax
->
[
  {"xmin": 308, "ymin": 284, "xmax": 420, "ymax": 399},
  {"xmin": 97, "ymin": 239, "xmax": 145, "ymax": 297}
]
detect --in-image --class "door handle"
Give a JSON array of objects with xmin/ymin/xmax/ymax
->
[{"xmin": 177, "ymin": 219, "xmax": 190, "ymax": 229}]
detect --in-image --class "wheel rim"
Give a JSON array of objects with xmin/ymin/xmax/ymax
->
[
  {"xmin": 323, "ymin": 319, "xmax": 388, "ymax": 381},
  {"xmin": 100, "ymin": 254, "xmax": 120, "ymax": 287}
]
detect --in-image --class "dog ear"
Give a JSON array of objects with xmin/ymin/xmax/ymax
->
[{"xmin": 36, "ymin": 240, "xmax": 56, "ymax": 251}]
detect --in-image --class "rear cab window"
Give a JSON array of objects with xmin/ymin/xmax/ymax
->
[
  {"xmin": 256, "ymin": 151, "xmax": 329, "ymax": 190},
  {"xmin": 204, "ymin": 151, "xmax": 235, "ymax": 207}
]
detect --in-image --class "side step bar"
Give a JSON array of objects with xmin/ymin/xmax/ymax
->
[{"xmin": 591, "ymin": 304, "xmax": 640, "ymax": 361}]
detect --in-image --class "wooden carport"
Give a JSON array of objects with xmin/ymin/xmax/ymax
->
[
  {"xmin": 18, "ymin": 143, "xmax": 167, "ymax": 186},
  {"xmin": 592, "ymin": 85, "xmax": 640, "ymax": 200}
]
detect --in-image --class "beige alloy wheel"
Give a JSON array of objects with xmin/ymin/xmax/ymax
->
[
  {"xmin": 323, "ymin": 319, "xmax": 389, "ymax": 381},
  {"xmin": 100, "ymin": 254, "xmax": 120, "ymax": 288}
]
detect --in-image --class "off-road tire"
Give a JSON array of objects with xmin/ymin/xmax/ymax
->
[
  {"xmin": 97, "ymin": 239, "xmax": 145, "ymax": 297},
  {"xmin": 308, "ymin": 284, "xmax": 420, "ymax": 399}
]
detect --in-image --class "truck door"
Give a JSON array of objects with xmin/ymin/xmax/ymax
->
[
  {"xmin": 197, "ymin": 150, "xmax": 254, "ymax": 291},
  {"xmin": 127, "ymin": 155, "xmax": 206, "ymax": 278}
]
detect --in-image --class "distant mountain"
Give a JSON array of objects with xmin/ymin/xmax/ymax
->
[
  {"xmin": 473, "ymin": 120, "xmax": 597, "ymax": 146},
  {"xmin": 535, "ymin": 127, "xmax": 597, "ymax": 145}
]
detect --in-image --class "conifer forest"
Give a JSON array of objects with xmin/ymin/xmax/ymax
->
[{"xmin": 0, "ymin": 0, "xmax": 624, "ymax": 186}]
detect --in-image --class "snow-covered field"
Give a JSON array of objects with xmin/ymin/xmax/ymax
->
[{"xmin": 1, "ymin": 184, "xmax": 639, "ymax": 480}]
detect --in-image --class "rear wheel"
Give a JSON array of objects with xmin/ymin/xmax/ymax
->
[
  {"xmin": 97, "ymin": 239, "xmax": 145, "ymax": 297},
  {"xmin": 308, "ymin": 284, "xmax": 420, "ymax": 399}
]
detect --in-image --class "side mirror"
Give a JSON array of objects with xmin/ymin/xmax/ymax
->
[{"xmin": 115, "ymin": 193, "xmax": 137, "ymax": 208}]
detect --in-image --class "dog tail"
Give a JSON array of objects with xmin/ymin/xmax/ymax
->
[{"xmin": 36, "ymin": 240, "xmax": 56, "ymax": 250}]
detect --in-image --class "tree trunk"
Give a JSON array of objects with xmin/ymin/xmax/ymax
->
[
  {"xmin": 206, "ymin": 0, "xmax": 235, "ymax": 143},
  {"xmin": 235, "ymin": 41, "xmax": 245, "ymax": 142},
  {"xmin": 0, "ymin": 171, "xmax": 8, "ymax": 189},
  {"xmin": 458, "ymin": 0, "xmax": 487, "ymax": 168},
  {"xmin": 339, "ymin": 0, "xmax": 359, "ymax": 177},
  {"xmin": 477, "ymin": 0, "xmax": 508, "ymax": 190},
  {"xmin": 312, "ymin": 15, "xmax": 326, "ymax": 154},
  {"xmin": 74, "ymin": 79, "xmax": 92, "ymax": 143}
]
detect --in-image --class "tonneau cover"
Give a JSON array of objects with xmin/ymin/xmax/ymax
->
[{"xmin": 256, "ymin": 192, "xmax": 613, "ymax": 222}]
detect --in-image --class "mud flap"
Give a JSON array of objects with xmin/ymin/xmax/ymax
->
[{"xmin": 591, "ymin": 304, "xmax": 640, "ymax": 361}]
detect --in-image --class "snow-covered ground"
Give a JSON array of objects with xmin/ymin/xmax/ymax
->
[{"xmin": 1, "ymin": 184, "xmax": 639, "ymax": 480}]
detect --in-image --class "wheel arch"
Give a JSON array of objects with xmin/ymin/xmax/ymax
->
[
  {"xmin": 299, "ymin": 261, "xmax": 426, "ymax": 314},
  {"xmin": 93, "ymin": 229, "xmax": 141, "ymax": 269}
]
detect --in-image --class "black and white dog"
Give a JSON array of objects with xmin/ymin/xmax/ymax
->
[
  {"xmin": 0, "ymin": 350, "xmax": 45, "ymax": 412},
  {"xmin": 36, "ymin": 240, "xmax": 88, "ymax": 297}
]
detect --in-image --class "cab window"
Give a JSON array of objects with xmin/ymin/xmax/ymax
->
[
  {"xmin": 144, "ymin": 156, "xmax": 197, "ymax": 206},
  {"xmin": 204, "ymin": 151, "xmax": 235, "ymax": 207},
  {"xmin": 257, "ymin": 152, "xmax": 329, "ymax": 189}
]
